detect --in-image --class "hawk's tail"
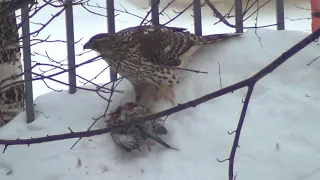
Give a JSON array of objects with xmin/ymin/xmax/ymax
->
[{"xmin": 194, "ymin": 32, "xmax": 243, "ymax": 45}]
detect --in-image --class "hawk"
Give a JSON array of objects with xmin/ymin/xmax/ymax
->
[
  {"xmin": 106, "ymin": 102, "xmax": 177, "ymax": 152},
  {"xmin": 84, "ymin": 25, "xmax": 241, "ymax": 107}
]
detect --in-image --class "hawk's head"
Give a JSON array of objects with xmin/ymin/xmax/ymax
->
[{"xmin": 83, "ymin": 33, "xmax": 121, "ymax": 56}]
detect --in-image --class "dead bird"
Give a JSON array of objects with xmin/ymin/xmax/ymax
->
[{"xmin": 105, "ymin": 102, "xmax": 178, "ymax": 152}]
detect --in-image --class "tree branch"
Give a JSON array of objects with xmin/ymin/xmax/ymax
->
[{"xmin": 228, "ymin": 85, "xmax": 254, "ymax": 180}]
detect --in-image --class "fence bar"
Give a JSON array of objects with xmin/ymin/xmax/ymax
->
[
  {"xmin": 151, "ymin": 0, "xmax": 159, "ymax": 25},
  {"xmin": 107, "ymin": 0, "xmax": 117, "ymax": 81},
  {"xmin": 21, "ymin": 5, "xmax": 35, "ymax": 123},
  {"xmin": 193, "ymin": 0, "xmax": 202, "ymax": 36},
  {"xmin": 276, "ymin": 0, "xmax": 285, "ymax": 30},
  {"xmin": 234, "ymin": 0, "xmax": 243, "ymax": 33},
  {"xmin": 65, "ymin": 0, "xmax": 77, "ymax": 94}
]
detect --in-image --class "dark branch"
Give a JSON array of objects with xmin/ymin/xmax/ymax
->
[{"xmin": 228, "ymin": 85, "xmax": 254, "ymax": 180}]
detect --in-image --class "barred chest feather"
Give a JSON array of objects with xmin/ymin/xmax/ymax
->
[{"xmin": 104, "ymin": 48, "xmax": 180, "ymax": 88}]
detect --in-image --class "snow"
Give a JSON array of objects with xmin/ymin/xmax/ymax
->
[{"xmin": 1, "ymin": 0, "xmax": 320, "ymax": 180}]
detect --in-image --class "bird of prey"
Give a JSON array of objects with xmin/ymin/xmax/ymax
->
[
  {"xmin": 84, "ymin": 25, "xmax": 242, "ymax": 107},
  {"xmin": 105, "ymin": 102, "xmax": 177, "ymax": 152}
]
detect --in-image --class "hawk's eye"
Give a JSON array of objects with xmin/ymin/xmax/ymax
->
[{"xmin": 95, "ymin": 41, "xmax": 100, "ymax": 46}]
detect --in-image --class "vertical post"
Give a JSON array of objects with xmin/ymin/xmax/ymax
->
[
  {"xmin": 234, "ymin": 0, "xmax": 243, "ymax": 33},
  {"xmin": 107, "ymin": 0, "xmax": 117, "ymax": 81},
  {"xmin": 311, "ymin": 0, "xmax": 320, "ymax": 32},
  {"xmin": 276, "ymin": 0, "xmax": 285, "ymax": 30},
  {"xmin": 193, "ymin": 0, "xmax": 202, "ymax": 36},
  {"xmin": 151, "ymin": 0, "xmax": 159, "ymax": 25},
  {"xmin": 65, "ymin": 0, "xmax": 76, "ymax": 94},
  {"xmin": 21, "ymin": 5, "xmax": 35, "ymax": 123}
]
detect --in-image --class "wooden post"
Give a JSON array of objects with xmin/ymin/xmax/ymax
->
[
  {"xmin": 311, "ymin": 0, "xmax": 320, "ymax": 32},
  {"xmin": 150, "ymin": 0, "xmax": 159, "ymax": 25},
  {"xmin": 21, "ymin": 4, "xmax": 35, "ymax": 123},
  {"xmin": 107, "ymin": 0, "xmax": 117, "ymax": 81},
  {"xmin": 234, "ymin": 0, "xmax": 243, "ymax": 33},
  {"xmin": 193, "ymin": 0, "xmax": 202, "ymax": 36},
  {"xmin": 276, "ymin": 0, "xmax": 285, "ymax": 30},
  {"xmin": 65, "ymin": 0, "xmax": 77, "ymax": 94}
]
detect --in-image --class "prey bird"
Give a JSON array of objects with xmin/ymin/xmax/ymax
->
[
  {"xmin": 84, "ymin": 25, "xmax": 242, "ymax": 107},
  {"xmin": 106, "ymin": 102, "xmax": 177, "ymax": 152}
]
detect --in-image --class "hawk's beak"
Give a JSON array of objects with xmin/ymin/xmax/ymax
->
[{"xmin": 83, "ymin": 42, "xmax": 90, "ymax": 50}]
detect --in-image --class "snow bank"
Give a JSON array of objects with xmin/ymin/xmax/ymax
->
[{"xmin": 1, "ymin": 28, "xmax": 320, "ymax": 180}]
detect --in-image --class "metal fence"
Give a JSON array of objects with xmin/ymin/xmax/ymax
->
[{"xmin": 20, "ymin": 0, "xmax": 285, "ymax": 123}]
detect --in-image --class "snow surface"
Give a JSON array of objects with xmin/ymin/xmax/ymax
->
[
  {"xmin": 1, "ymin": 27, "xmax": 320, "ymax": 180},
  {"xmin": 1, "ymin": 0, "xmax": 320, "ymax": 180}
]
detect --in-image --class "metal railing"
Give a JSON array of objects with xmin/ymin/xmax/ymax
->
[{"xmin": 19, "ymin": 0, "xmax": 285, "ymax": 123}]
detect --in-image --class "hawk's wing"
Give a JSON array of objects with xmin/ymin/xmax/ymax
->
[{"xmin": 117, "ymin": 25, "xmax": 197, "ymax": 67}]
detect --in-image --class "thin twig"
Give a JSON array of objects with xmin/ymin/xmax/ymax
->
[{"xmin": 218, "ymin": 62, "xmax": 222, "ymax": 89}]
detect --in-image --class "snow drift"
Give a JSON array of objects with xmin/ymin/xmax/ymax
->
[{"xmin": 0, "ymin": 28, "xmax": 320, "ymax": 180}]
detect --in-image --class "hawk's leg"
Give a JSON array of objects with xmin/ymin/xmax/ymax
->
[
  {"xmin": 153, "ymin": 85, "xmax": 175, "ymax": 105},
  {"xmin": 134, "ymin": 84, "xmax": 175, "ymax": 111},
  {"xmin": 134, "ymin": 85, "xmax": 143, "ymax": 103},
  {"xmin": 134, "ymin": 83, "xmax": 156, "ymax": 110}
]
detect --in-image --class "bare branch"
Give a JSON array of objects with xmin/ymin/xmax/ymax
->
[
  {"xmin": 140, "ymin": 0, "xmax": 161, "ymax": 26},
  {"xmin": 307, "ymin": 55, "xmax": 320, "ymax": 65},
  {"xmin": 162, "ymin": 2, "xmax": 194, "ymax": 26},
  {"xmin": 206, "ymin": 0, "xmax": 277, "ymax": 30},
  {"xmin": 228, "ymin": 85, "xmax": 254, "ymax": 180}
]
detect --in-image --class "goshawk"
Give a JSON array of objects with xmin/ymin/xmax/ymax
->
[{"xmin": 84, "ymin": 25, "xmax": 241, "ymax": 107}]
